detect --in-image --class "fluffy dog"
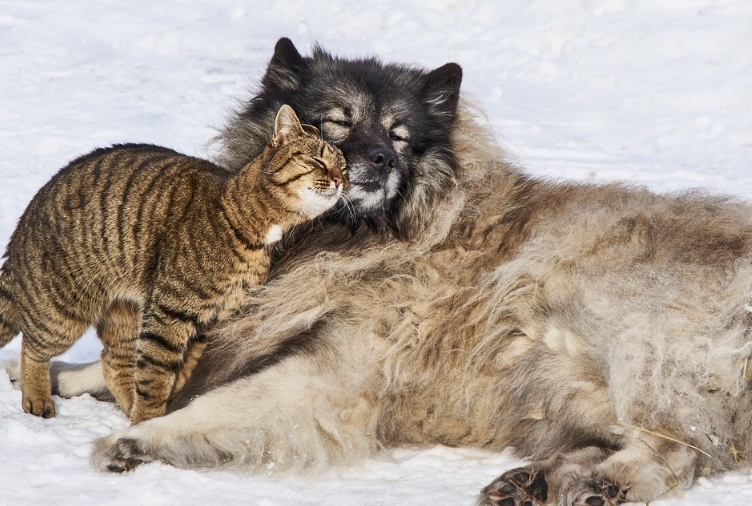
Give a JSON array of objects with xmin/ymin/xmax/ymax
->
[{"xmin": 14, "ymin": 39, "xmax": 752, "ymax": 506}]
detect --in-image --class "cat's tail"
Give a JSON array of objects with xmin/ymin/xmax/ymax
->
[{"xmin": 0, "ymin": 269, "xmax": 20, "ymax": 347}]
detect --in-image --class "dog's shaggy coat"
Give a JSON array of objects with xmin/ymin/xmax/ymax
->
[{"xmin": 15, "ymin": 39, "xmax": 752, "ymax": 505}]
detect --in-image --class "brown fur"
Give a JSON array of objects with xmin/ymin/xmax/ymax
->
[
  {"xmin": 0, "ymin": 105, "xmax": 346, "ymax": 423},
  {"xmin": 69, "ymin": 101, "xmax": 752, "ymax": 504},
  {"xmin": 17, "ymin": 42, "xmax": 752, "ymax": 505}
]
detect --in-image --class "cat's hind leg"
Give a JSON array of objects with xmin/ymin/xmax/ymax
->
[
  {"xmin": 20, "ymin": 344, "xmax": 56, "ymax": 418},
  {"xmin": 2, "ymin": 355, "xmax": 113, "ymax": 401},
  {"xmin": 19, "ymin": 315, "xmax": 91, "ymax": 418},
  {"xmin": 97, "ymin": 299, "xmax": 141, "ymax": 416}
]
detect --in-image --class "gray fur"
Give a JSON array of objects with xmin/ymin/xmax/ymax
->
[{"xmin": 16, "ymin": 40, "xmax": 752, "ymax": 505}]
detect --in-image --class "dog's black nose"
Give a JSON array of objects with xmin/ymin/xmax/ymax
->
[{"xmin": 368, "ymin": 147, "xmax": 398, "ymax": 174}]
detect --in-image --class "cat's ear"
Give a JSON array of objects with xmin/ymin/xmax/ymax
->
[{"xmin": 273, "ymin": 105, "xmax": 305, "ymax": 146}]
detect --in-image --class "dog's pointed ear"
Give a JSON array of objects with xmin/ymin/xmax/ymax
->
[
  {"xmin": 421, "ymin": 63, "xmax": 462, "ymax": 121},
  {"xmin": 262, "ymin": 38, "xmax": 307, "ymax": 92},
  {"xmin": 273, "ymin": 105, "xmax": 304, "ymax": 146}
]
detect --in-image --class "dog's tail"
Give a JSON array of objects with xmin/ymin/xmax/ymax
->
[{"xmin": 0, "ymin": 268, "xmax": 20, "ymax": 347}]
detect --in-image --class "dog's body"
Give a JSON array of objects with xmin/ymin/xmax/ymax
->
[{"xmin": 13, "ymin": 39, "xmax": 752, "ymax": 505}]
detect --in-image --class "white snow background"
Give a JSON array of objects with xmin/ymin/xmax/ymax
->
[{"xmin": 1, "ymin": 1, "xmax": 752, "ymax": 504}]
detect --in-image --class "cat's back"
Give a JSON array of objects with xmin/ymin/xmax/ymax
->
[
  {"xmin": 7, "ymin": 143, "xmax": 225, "ymax": 265},
  {"xmin": 18, "ymin": 143, "xmax": 222, "ymax": 222},
  {"xmin": 39, "ymin": 143, "xmax": 217, "ymax": 196}
]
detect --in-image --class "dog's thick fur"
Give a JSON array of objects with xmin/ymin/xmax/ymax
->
[{"xmin": 13, "ymin": 39, "xmax": 752, "ymax": 505}]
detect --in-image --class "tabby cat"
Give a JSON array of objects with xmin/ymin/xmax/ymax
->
[{"xmin": 0, "ymin": 104, "xmax": 347, "ymax": 424}]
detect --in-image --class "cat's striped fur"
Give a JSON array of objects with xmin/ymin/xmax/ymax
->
[{"xmin": 0, "ymin": 104, "xmax": 346, "ymax": 423}]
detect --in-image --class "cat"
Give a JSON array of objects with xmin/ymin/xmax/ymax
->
[
  {"xmin": 40, "ymin": 39, "xmax": 752, "ymax": 506},
  {"xmin": 0, "ymin": 104, "xmax": 347, "ymax": 424}
]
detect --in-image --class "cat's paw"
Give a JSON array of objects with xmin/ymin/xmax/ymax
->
[
  {"xmin": 567, "ymin": 479, "xmax": 626, "ymax": 506},
  {"xmin": 91, "ymin": 435, "xmax": 156, "ymax": 473},
  {"xmin": 480, "ymin": 467, "xmax": 549, "ymax": 506},
  {"xmin": 1, "ymin": 354, "xmax": 21, "ymax": 388},
  {"xmin": 22, "ymin": 392, "xmax": 56, "ymax": 418}
]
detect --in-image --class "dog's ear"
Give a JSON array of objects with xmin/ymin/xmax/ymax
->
[
  {"xmin": 261, "ymin": 38, "xmax": 307, "ymax": 92},
  {"xmin": 421, "ymin": 63, "xmax": 463, "ymax": 121}
]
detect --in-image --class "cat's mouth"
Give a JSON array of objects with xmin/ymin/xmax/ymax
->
[
  {"xmin": 299, "ymin": 183, "xmax": 345, "ymax": 217},
  {"xmin": 319, "ymin": 184, "xmax": 345, "ymax": 198}
]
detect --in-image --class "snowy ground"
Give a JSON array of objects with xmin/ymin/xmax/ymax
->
[{"xmin": 1, "ymin": 1, "xmax": 752, "ymax": 504}]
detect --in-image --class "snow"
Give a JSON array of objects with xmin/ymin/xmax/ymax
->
[{"xmin": 1, "ymin": 0, "xmax": 752, "ymax": 504}]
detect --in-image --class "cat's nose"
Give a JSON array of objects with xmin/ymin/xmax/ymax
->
[{"xmin": 330, "ymin": 166, "xmax": 346, "ymax": 189}]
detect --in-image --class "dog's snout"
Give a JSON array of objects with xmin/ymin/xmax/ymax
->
[{"xmin": 368, "ymin": 147, "xmax": 398, "ymax": 174}]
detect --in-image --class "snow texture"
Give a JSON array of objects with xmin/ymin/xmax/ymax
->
[{"xmin": 1, "ymin": 0, "xmax": 752, "ymax": 504}]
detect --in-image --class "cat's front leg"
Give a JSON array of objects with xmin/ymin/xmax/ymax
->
[
  {"xmin": 130, "ymin": 312, "xmax": 195, "ymax": 424},
  {"xmin": 169, "ymin": 334, "xmax": 208, "ymax": 401}
]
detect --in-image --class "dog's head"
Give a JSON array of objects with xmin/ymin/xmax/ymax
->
[{"xmin": 219, "ymin": 38, "xmax": 463, "ymax": 235}]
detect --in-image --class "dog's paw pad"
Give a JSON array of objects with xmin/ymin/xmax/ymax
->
[
  {"xmin": 480, "ymin": 467, "xmax": 548, "ymax": 506},
  {"xmin": 570, "ymin": 480, "xmax": 626, "ymax": 506},
  {"xmin": 91, "ymin": 437, "xmax": 153, "ymax": 473}
]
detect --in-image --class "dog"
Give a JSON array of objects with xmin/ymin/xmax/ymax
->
[{"xmin": 10, "ymin": 38, "xmax": 752, "ymax": 506}]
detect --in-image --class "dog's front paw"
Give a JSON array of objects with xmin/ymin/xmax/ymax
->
[{"xmin": 91, "ymin": 435, "xmax": 155, "ymax": 473}]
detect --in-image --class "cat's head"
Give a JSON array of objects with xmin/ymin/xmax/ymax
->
[{"xmin": 264, "ymin": 105, "xmax": 348, "ymax": 219}]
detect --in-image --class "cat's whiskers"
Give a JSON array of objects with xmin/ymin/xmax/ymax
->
[{"xmin": 338, "ymin": 193, "xmax": 357, "ymax": 223}]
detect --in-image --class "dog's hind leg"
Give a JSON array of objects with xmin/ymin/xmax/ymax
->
[
  {"xmin": 480, "ymin": 431, "xmax": 698, "ymax": 506},
  {"xmin": 566, "ymin": 433, "xmax": 697, "ymax": 505},
  {"xmin": 480, "ymin": 446, "xmax": 614, "ymax": 506}
]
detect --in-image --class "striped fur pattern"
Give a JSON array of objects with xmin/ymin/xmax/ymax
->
[
  {"xmin": 9, "ymin": 39, "xmax": 752, "ymax": 505},
  {"xmin": 0, "ymin": 104, "xmax": 346, "ymax": 423}
]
